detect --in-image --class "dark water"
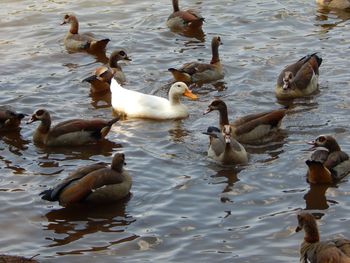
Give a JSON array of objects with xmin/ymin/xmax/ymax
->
[{"xmin": 1, "ymin": 0, "xmax": 350, "ymax": 262}]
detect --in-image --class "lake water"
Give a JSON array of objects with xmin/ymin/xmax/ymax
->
[{"xmin": 1, "ymin": 0, "xmax": 350, "ymax": 262}]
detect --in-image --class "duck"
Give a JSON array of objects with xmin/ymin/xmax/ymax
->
[
  {"xmin": 61, "ymin": 14, "xmax": 110, "ymax": 53},
  {"xmin": 110, "ymin": 78, "xmax": 198, "ymax": 120},
  {"xmin": 27, "ymin": 109, "xmax": 118, "ymax": 147},
  {"xmin": 83, "ymin": 49, "xmax": 131, "ymax": 93},
  {"xmin": 203, "ymin": 99, "xmax": 286, "ymax": 144},
  {"xmin": 316, "ymin": 0, "xmax": 350, "ymax": 9},
  {"xmin": 40, "ymin": 153, "xmax": 131, "ymax": 206},
  {"xmin": 296, "ymin": 212, "xmax": 350, "ymax": 263},
  {"xmin": 203, "ymin": 125, "xmax": 248, "ymax": 165},
  {"xmin": 166, "ymin": 0, "xmax": 204, "ymax": 31},
  {"xmin": 168, "ymin": 36, "xmax": 224, "ymax": 84},
  {"xmin": 0, "ymin": 109, "xmax": 25, "ymax": 131},
  {"xmin": 275, "ymin": 53, "xmax": 322, "ymax": 100},
  {"xmin": 305, "ymin": 135, "xmax": 350, "ymax": 184}
]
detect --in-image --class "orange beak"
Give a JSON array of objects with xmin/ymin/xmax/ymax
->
[{"xmin": 183, "ymin": 89, "xmax": 198, "ymax": 100}]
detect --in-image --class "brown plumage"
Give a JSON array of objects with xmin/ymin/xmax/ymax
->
[
  {"xmin": 276, "ymin": 53, "xmax": 322, "ymax": 100},
  {"xmin": 61, "ymin": 14, "xmax": 110, "ymax": 53},
  {"xmin": 167, "ymin": 0, "xmax": 204, "ymax": 30},
  {"xmin": 168, "ymin": 36, "xmax": 224, "ymax": 84},
  {"xmin": 203, "ymin": 99, "xmax": 286, "ymax": 144},
  {"xmin": 296, "ymin": 212, "xmax": 350, "ymax": 263},
  {"xmin": 27, "ymin": 109, "xmax": 118, "ymax": 147},
  {"xmin": 316, "ymin": 0, "xmax": 350, "ymax": 9},
  {"xmin": 83, "ymin": 49, "xmax": 131, "ymax": 93},
  {"xmin": 40, "ymin": 153, "xmax": 132, "ymax": 206},
  {"xmin": 306, "ymin": 135, "xmax": 350, "ymax": 184},
  {"xmin": 0, "ymin": 109, "xmax": 25, "ymax": 131}
]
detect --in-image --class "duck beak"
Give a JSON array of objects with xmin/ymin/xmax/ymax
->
[
  {"xmin": 203, "ymin": 107, "xmax": 212, "ymax": 115},
  {"xmin": 60, "ymin": 21, "xmax": 67, "ymax": 25},
  {"xmin": 306, "ymin": 140, "xmax": 317, "ymax": 150},
  {"xmin": 295, "ymin": 226, "xmax": 302, "ymax": 232},
  {"xmin": 124, "ymin": 56, "xmax": 132, "ymax": 61},
  {"xmin": 183, "ymin": 89, "xmax": 198, "ymax": 100},
  {"xmin": 26, "ymin": 115, "xmax": 37, "ymax": 124}
]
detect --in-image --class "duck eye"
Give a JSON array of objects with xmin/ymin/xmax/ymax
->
[
  {"xmin": 119, "ymin": 51, "xmax": 125, "ymax": 56},
  {"xmin": 36, "ymin": 109, "xmax": 44, "ymax": 116},
  {"xmin": 318, "ymin": 136, "xmax": 326, "ymax": 143}
]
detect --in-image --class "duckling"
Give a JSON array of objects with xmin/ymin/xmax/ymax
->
[
  {"xmin": 276, "ymin": 53, "xmax": 322, "ymax": 100},
  {"xmin": 0, "ymin": 109, "xmax": 25, "ymax": 131},
  {"xmin": 110, "ymin": 78, "xmax": 197, "ymax": 120},
  {"xmin": 167, "ymin": 0, "xmax": 204, "ymax": 31},
  {"xmin": 168, "ymin": 36, "xmax": 224, "ymax": 84},
  {"xmin": 61, "ymin": 14, "xmax": 110, "ymax": 53},
  {"xmin": 306, "ymin": 135, "xmax": 350, "ymax": 184},
  {"xmin": 40, "ymin": 153, "xmax": 131, "ymax": 206},
  {"xmin": 83, "ymin": 49, "xmax": 131, "ymax": 93},
  {"xmin": 203, "ymin": 125, "xmax": 248, "ymax": 165},
  {"xmin": 27, "ymin": 109, "xmax": 118, "ymax": 147},
  {"xmin": 316, "ymin": 0, "xmax": 350, "ymax": 9},
  {"xmin": 203, "ymin": 99, "xmax": 286, "ymax": 144},
  {"xmin": 296, "ymin": 212, "xmax": 350, "ymax": 263}
]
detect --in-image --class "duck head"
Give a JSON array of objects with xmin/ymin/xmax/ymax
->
[
  {"xmin": 110, "ymin": 49, "xmax": 131, "ymax": 67},
  {"xmin": 27, "ymin": 109, "xmax": 50, "ymax": 124},
  {"xmin": 111, "ymin": 153, "xmax": 126, "ymax": 173},
  {"xmin": 223, "ymin": 125, "xmax": 232, "ymax": 144},
  {"xmin": 60, "ymin": 14, "xmax": 75, "ymax": 25},
  {"xmin": 169, "ymin": 82, "xmax": 198, "ymax": 101},
  {"xmin": 282, "ymin": 71, "xmax": 295, "ymax": 90},
  {"xmin": 203, "ymin": 99, "xmax": 226, "ymax": 115},
  {"xmin": 307, "ymin": 135, "xmax": 341, "ymax": 152}
]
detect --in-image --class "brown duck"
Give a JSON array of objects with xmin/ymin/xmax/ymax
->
[
  {"xmin": 27, "ymin": 109, "xmax": 118, "ymax": 147},
  {"xmin": 316, "ymin": 0, "xmax": 350, "ymax": 9},
  {"xmin": 0, "ymin": 109, "xmax": 25, "ymax": 131},
  {"xmin": 204, "ymin": 99, "xmax": 286, "ymax": 144},
  {"xmin": 276, "ymin": 53, "xmax": 322, "ymax": 100},
  {"xmin": 61, "ymin": 14, "xmax": 110, "ymax": 53},
  {"xmin": 296, "ymin": 212, "xmax": 350, "ymax": 263},
  {"xmin": 168, "ymin": 36, "xmax": 224, "ymax": 84},
  {"xmin": 306, "ymin": 135, "xmax": 350, "ymax": 184},
  {"xmin": 166, "ymin": 0, "xmax": 204, "ymax": 30},
  {"xmin": 83, "ymin": 49, "xmax": 131, "ymax": 93},
  {"xmin": 40, "ymin": 153, "xmax": 132, "ymax": 206}
]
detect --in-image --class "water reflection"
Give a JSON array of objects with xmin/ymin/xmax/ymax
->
[
  {"xmin": 34, "ymin": 140, "xmax": 122, "ymax": 161},
  {"xmin": 0, "ymin": 129, "xmax": 30, "ymax": 152},
  {"xmin": 43, "ymin": 199, "xmax": 136, "ymax": 249},
  {"xmin": 169, "ymin": 27, "xmax": 205, "ymax": 42},
  {"xmin": 315, "ymin": 6, "xmax": 350, "ymax": 32},
  {"xmin": 304, "ymin": 184, "xmax": 330, "ymax": 210},
  {"xmin": 89, "ymin": 91, "xmax": 111, "ymax": 109}
]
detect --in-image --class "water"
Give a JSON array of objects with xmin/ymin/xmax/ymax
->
[{"xmin": 1, "ymin": 0, "xmax": 350, "ymax": 262}]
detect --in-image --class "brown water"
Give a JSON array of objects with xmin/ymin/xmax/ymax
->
[{"xmin": 1, "ymin": 0, "xmax": 350, "ymax": 262}]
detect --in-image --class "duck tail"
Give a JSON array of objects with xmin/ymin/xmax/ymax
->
[
  {"xmin": 40, "ymin": 189, "xmax": 57, "ymax": 201},
  {"xmin": 90, "ymin": 38, "xmax": 110, "ymax": 51},
  {"xmin": 305, "ymin": 160, "xmax": 332, "ymax": 184},
  {"xmin": 168, "ymin": 68, "xmax": 191, "ymax": 83},
  {"xmin": 82, "ymin": 75, "xmax": 97, "ymax": 83}
]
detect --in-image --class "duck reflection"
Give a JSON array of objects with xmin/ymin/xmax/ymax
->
[
  {"xmin": 168, "ymin": 121, "xmax": 189, "ymax": 143},
  {"xmin": 315, "ymin": 6, "xmax": 350, "ymax": 32},
  {"xmin": 89, "ymin": 91, "xmax": 111, "ymax": 109},
  {"xmin": 36, "ymin": 139, "xmax": 121, "ymax": 161},
  {"xmin": 44, "ymin": 199, "xmax": 136, "ymax": 248},
  {"xmin": 170, "ymin": 27, "xmax": 205, "ymax": 42},
  {"xmin": 304, "ymin": 183, "xmax": 331, "ymax": 211},
  {"xmin": 0, "ymin": 129, "xmax": 30, "ymax": 152},
  {"xmin": 210, "ymin": 169, "xmax": 241, "ymax": 201}
]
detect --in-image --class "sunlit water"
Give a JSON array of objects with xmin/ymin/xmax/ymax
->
[{"xmin": 1, "ymin": 0, "xmax": 350, "ymax": 262}]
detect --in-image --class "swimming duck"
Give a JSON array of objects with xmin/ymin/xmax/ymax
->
[
  {"xmin": 296, "ymin": 212, "xmax": 350, "ymax": 263},
  {"xmin": 203, "ymin": 99, "xmax": 286, "ymax": 144},
  {"xmin": 168, "ymin": 36, "xmax": 224, "ymax": 84},
  {"xmin": 203, "ymin": 125, "xmax": 248, "ymax": 165},
  {"xmin": 61, "ymin": 14, "xmax": 110, "ymax": 53},
  {"xmin": 306, "ymin": 135, "xmax": 350, "ymax": 184},
  {"xmin": 275, "ymin": 53, "xmax": 322, "ymax": 100},
  {"xmin": 316, "ymin": 0, "xmax": 350, "ymax": 9},
  {"xmin": 40, "ymin": 153, "xmax": 131, "ymax": 206},
  {"xmin": 27, "ymin": 109, "xmax": 118, "ymax": 147},
  {"xmin": 110, "ymin": 78, "xmax": 198, "ymax": 120},
  {"xmin": 0, "ymin": 109, "xmax": 25, "ymax": 131},
  {"xmin": 167, "ymin": 0, "xmax": 204, "ymax": 31},
  {"xmin": 83, "ymin": 49, "xmax": 131, "ymax": 93}
]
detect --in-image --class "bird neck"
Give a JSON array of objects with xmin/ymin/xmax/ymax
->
[
  {"xmin": 211, "ymin": 42, "xmax": 220, "ymax": 64},
  {"xmin": 303, "ymin": 223, "xmax": 320, "ymax": 243},
  {"xmin": 69, "ymin": 17, "xmax": 79, "ymax": 34},
  {"xmin": 172, "ymin": 0, "xmax": 180, "ymax": 12},
  {"xmin": 218, "ymin": 106, "xmax": 229, "ymax": 126},
  {"xmin": 38, "ymin": 117, "xmax": 51, "ymax": 134}
]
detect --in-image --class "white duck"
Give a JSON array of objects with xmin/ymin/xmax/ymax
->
[{"xmin": 110, "ymin": 78, "xmax": 198, "ymax": 120}]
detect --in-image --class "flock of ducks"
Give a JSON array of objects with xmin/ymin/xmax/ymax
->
[{"xmin": 1, "ymin": 0, "xmax": 350, "ymax": 262}]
